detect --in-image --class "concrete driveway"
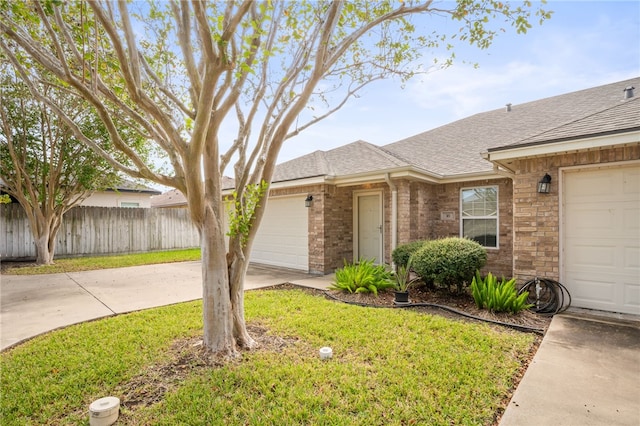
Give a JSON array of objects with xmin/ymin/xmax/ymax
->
[{"xmin": 0, "ymin": 262, "xmax": 330, "ymax": 350}]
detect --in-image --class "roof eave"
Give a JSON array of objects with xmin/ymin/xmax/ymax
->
[
  {"xmin": 225, "ymin": 165, "xmax": 508, "ymax": 194},
  {"xmin": 485, "ymin": 130, "xmax": 640, "ymax": 164},
  {"xmin": 331, "ymin": 166, "xmax": 439, "ymax": 187},
  {"xmin": 438, "ymin": 171, "xmax": 505, "ymax": 183},
  {"xmin": 105, "ymin": 188, "xmax": 162, "ymax": 195},
  {"xmin": 333, "ymin": 166, "xmax": 503, "ymax": 187},
  {"xmin": 220, "ymin": 175, "xmax": 330, "ymax": 195}
]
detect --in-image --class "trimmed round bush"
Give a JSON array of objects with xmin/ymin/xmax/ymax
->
[
  {"xmin": 392, "ymin": 240, "xmax": 428, "ymax": 268},
  {"xmin": 410, "ymin": 237, "xmax": 487, "ymax": 293}
]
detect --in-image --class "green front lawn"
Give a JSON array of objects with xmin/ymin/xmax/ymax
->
[
  {"xmin": 1, "ymin": 289, "xmax": 535, "ymax": 425},
  {"xmin": 2, "ymin": 248, "xmax": 201, "ymax": 275}
]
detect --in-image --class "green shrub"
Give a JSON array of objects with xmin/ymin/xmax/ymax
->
[
  {"xmin": 392, "ymin": 240, "xmax": 428, "ymax": 268},
  {"xmin": 471, "ymin": 271, "xmax": 534, "ymax": 314},
  {"xmin": 329, "ymin": 258, "xmax": 394, "ymax": 296},
  {"xmin": 411, "ymin": 237, "xmax": 487, "ymax": 293}
]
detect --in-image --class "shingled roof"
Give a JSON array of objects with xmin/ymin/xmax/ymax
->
[
  {"xmin": 111, "ymin": 178, "xmax": 161, "ymax": 194},
  {"xmin": 150, "ymin": 176, "xmax": 235, "ymax": 208},
  {"xmin": 491, "ymin": 91, "xmax": 640, "ymax": 149},
  {"xmin": 273, "ymin": 77, "xmax": 639, "ymax": 183},
  {"xmin": 384, "ymin": 76, "xmax": 639, "ymax": 176},
  {"xmin": 272, "ymin": 140, "xmax": 408, "ymax": 182}
]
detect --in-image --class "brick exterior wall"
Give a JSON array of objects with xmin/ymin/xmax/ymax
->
[
  {"xmin": 263, "ymin": 144, "xmax": 638, "ymax": 279},
  {"xmin": 395, "ymin": 178, "xmax": 514, "ymax": 278},
  {"xmin": 269, "ymin": 178, "xmax": 514, "ymax": 277},
  {"xmin": 396, "ymin": 180, "xmax": 432, "ymax": 243},
  {"xmin": 510, "ymin": 144, "xmax": 640, "ymax": 284},
  {"xmin": 319, "ymin": 185, "xmax": 355, "ymax": 273}
]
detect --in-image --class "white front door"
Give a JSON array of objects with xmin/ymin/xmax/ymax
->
[
  {"xmin": 356, "ymin": 193, "xmax": 382, "ymax": 263},
  {"xmin": 563, "ymin": 163, "xmax": 640, "ymax": 314}
]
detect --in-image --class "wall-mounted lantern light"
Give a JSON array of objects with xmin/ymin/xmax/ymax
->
[
  {"xmin": 305, "ymin": 195, "xmax": 313, "ymax": 207},
  {"xmin": 537, "ymin": 173, "xmax": 552, "ymax": 194}
]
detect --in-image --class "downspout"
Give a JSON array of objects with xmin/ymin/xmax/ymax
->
[
  {"xmin": 384, "ymin": 173, "xmax": 397, "ymax": 266},
  {"xmin": 490, "ymin": 163, "xmax": 516, "ymax": 278}
]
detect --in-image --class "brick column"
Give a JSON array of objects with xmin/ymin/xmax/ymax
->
[{"xmin": 396, "ymin": 180, "xmax": 411, "ymax": 245}]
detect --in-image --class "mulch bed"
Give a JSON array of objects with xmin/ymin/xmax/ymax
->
[{"xmin": 279, "ymin": 283, "xmax": 552, "ymax": 334}]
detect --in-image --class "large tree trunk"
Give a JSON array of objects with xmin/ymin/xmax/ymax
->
[
  {"xmin": 200, "ymin": 207, "xmax": 237, "ymax": 356},
  {"xmin": 33, "ymin": 231, "xmax": 54, "ymax": 265},
  {"xmin": 229, "ymin": 256, "xmax": 256, "ymax": 349},
  {"xmin": 28, "ymin": 210, "xmax": 58, "ymax": 266}
]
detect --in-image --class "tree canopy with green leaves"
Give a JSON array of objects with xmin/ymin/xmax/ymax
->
[
  {"xmin": 0, "ymin": 63, "xmax": 123, "ymax": 264},
  {"xmin": 0, "ymin": 0, "xmax": 551, "ymax": 356}
]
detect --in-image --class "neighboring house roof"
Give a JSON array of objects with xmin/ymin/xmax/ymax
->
[
  {"xmin": 150, "ymin": 176, "xmax": 235, "ymax": 208},
  {"xmin": 150, "ymin": 188, "xmax": 187, "ymax": 208},
  {"xmin": 273, "ymin": 77, "xmax": 639, "ymax": 183},
  {"xmin": 110, "ymin": 178, "xmax": 161, "ymax": 195},
  {"xmin": 0, "ymin": 176, "xmax": 161, "ymax": 196}
]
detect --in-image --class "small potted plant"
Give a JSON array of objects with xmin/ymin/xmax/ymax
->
[{"xmin": 392, "ymin": 259, "xmax": 419, "ymax": 304}]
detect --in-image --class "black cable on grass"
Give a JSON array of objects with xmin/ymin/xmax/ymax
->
[{"xmin": 322, "ymin": 290, "xmax": 545, "ymax": 335}]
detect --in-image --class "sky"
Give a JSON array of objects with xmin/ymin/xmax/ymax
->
[{"xmin": 273, "ymin": 0, "xmax": 640, "ymax": 164}]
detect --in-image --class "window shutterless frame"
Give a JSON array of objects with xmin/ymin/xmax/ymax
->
[{"xmin": 459, "ymin": 185, "xmax": 499, "ymax": 249}]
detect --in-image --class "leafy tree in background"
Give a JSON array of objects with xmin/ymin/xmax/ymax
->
[
  {"xmin": 0, "ymin": 64, "xmax": 122, "ymax": 265},
  {"xmin": 0, "ymin": 0, "xmax": 550, "ymax": 356}
]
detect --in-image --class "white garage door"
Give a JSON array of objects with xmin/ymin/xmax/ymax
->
[
  {"xmin": 250, "ymin": 196, "xmax": 308, "ymax": 271},
  {"xmin": 563, "ymin": 163, "xmax": 640, "ymax": 314}
]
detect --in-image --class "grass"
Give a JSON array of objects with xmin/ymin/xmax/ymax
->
[
  {"xmin": 0, "ymin": 289, "xmax": 536, "ymax": 425},
  {"xmin": 2, "ymin": 248, "xmax": 201, "ymax": 275}
]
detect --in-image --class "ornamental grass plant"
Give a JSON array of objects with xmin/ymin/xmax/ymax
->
[
  {"xmin": 329, "ymin": 258, "xmax": 394, "ymax": 296},
  {"xmin": 471, "ymin": 271, "xmax": 534, "ymax": 314}
]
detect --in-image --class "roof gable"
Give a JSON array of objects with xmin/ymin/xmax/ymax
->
[{"xmin": 273, "ymin": 140, "xmax": 408, "ymax": 182}]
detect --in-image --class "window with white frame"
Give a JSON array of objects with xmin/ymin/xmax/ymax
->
[
  {"xmin": 460, "ymin": 186, "xmax": 498, "ymax": 248},
  {"xmin": 120, "ymin": 202, "xmax": 140, "ymax": 208}
]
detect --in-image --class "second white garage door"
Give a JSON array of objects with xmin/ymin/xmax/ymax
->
[
  {"xmin": 563, "ymin": 163, "xmax": 640, "ymax": 314},
  {"xmin": 250, "ymin": 195, "xmax": 309, "ymax": 271}
]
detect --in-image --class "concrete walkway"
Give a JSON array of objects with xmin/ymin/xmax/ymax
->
[
  {"xmin": 0, "ymin": 262, "xmax": 332, "ymax": 350},
  {"xmin": 499, "ymin": 312, "xmax": 640, "ymax": 425},
  {"xmin": 1, "ymin": 263, "xmax": 638, "ymax": 425}
]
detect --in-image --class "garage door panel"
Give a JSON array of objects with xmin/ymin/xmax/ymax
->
[
  {"xmin": 252, "ymin": 251, "xmax": 303, "ymax": 267},
  {"xmin": 625, "ymin": 246, "xmax": 640, "ymax": 269},
  {"xmin": 251, "ymin": 196, "xmax": 308, "ymax": 271},
  {"xmin": 623, "ymin": 168, "xmax": 640, "ymax": 193},
  {"xmin": 563, "ymin": 164, "xmax": 640, "ymax": 315},
  {"xmin": 566, "ymin": 207, "xmax": 616, "ymax": 235},
  {"xmin": 623, "ymin": 282, "xmax": 640, "ymax": 311},
  {"xmin": 624, "ymin": 207, "xmax": 640, "ymax": 231},
  {"xmin": 565, "ymin": 242, "xmax": 615, "ymax": 268},
  {"xmin": 571, "ymin": 276, "xmax": 617, "ymax": 305},
  {"xmin": 566, "ymin": 205, "xmax": 637, "ymax": 237},
  {"xmin": 565, "ymin": 172, "xmax": 615, "ymax": 200}
]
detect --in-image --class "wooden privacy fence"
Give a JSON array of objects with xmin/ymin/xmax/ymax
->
[{"xmin": 1, "ymin": 204, "xmax": 200, "ymax": 260}]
